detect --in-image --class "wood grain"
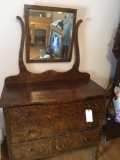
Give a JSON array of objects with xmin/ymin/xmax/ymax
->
[
  {"xmin": 3, "ymin": 17, "xmax": 90, "ymax": 84},
  {"xmin": 2, "ymin": 136, "xmax": 120, "ymax": 160},
  {"xmin": 0, "ymin": 80, "xmax": 109, "ymax": 108},
  {"xmin": 11, "ymin": 129, "xmax": 100, "ymax": 160},
  {"xmin": 3, "ymin": 98, "xmax": 104, "ymax": 144},
  {"xmin": 0, "ymin": 11, "xmax": 109, "ymax": 160}
]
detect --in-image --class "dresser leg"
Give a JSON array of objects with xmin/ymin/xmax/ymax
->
[{"xmin": 93, "ymin": 143, "xmax": 100, "ymax": 160}]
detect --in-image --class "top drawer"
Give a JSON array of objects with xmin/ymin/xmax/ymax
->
[
  {"xmin": 4, "ymin": 97, "xmax": 105, "ymax": 127},
  {"xmin": 5, "ymin": 98, "xmax": 105, "ymax": 124}
]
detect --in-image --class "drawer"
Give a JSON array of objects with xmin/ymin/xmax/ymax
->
[
  {"xmin": 5, "ymin": 98, "xmax": 105, "ymax": 125},
  {"xmin": 11, "ymin": 110, "xmax": 101, "ymax": 143},
  {"xmin": 11, "ymin": 129, "xmax": 100, "ymax": 160},
  {"xmin": 5, "ymin": 98, "xmax": 105, "ymax": 143}
]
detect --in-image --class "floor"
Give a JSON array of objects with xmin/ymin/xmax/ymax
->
[
  {"xmin": 1, "ymin": 136, "xmax": 120, "ymax": 160},
  {"xmin": 30, "ymin": 43, "xmax": 46, "ymax": 60}
]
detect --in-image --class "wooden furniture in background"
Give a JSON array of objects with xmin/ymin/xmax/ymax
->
[
  {"xmin": 29, "ymin": 16, "xmax": 52, "ymax": 46},
  {"xmin": 0, "ymin": 17, "xmax": 109, "ymax": 160}
]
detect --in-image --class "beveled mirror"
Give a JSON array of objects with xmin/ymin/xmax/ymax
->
[{"xmin": 24, "ymin": 5, "xmax": 77, "ymax": 63}]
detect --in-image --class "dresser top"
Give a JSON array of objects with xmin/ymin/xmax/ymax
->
[{"xmin": 0, "ymin": 80, "xmax": 109, "ymax": 108}]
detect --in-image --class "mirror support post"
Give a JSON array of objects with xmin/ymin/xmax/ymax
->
[
  {"xmin": 16, "ymin": 16, "xmax": 27, "ymax": 73},
  {"xmin": 72, "ymin": 19, "xmax": 83, "ymax": 71}
]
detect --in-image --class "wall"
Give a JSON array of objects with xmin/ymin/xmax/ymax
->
[{"xmin": 0, "ymin": 0, "xmax": 120, "ymax": 131}]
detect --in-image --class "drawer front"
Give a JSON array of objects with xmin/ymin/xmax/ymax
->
[
  {"xmin": 11, "ymin": 129, "xmax": 100, "ymax": 160},
  {"xmin": 6, "ymin": 98, "xmax": 105, "ymax": 125},
  {"xmin": 11, "ymin": 111, "xmax": 101, "ymax": 143},
  {"xmin": 5, "ymin": 98, "xmax": 105, "ymax": 143}
]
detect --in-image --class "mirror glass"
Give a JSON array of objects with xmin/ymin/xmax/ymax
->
[{"xmin": 25, "ymin": 5, "xmax": 77, "ymax": 62}]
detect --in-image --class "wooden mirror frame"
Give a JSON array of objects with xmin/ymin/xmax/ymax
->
[{"xmin": 24, "ymin": 4, "xmax": 77, "ymax": 63}]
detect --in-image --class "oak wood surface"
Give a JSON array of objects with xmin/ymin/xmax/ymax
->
[
  {"xmin": 4, "ymin": 98, "xmax": 104, "ymax": 144},
  {"xmin": 3, "ymin": 18, "xmax": 90, "ymax": 85},
  {"xmin": 0, "ymin": 80, "xmax": 109, "ymax": 108},
  {"xmin": 3, "ymin": 96, "xmax": 106, "ymax": 160},
  {"xmin": 0, "ymin": 15, "xmax": 109, "ymax": 160},
  {"xmin": 2, "ymin": 136, "xmax": 120, "ymax": 160},
  {"xmin": 11, "ymin": 129, "xmax": 100, "ymax": 160}
]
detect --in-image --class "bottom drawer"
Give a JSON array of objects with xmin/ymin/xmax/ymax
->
[{"xmin": 11, "ymin": 129, "xmax": 100, "ymax": 160}]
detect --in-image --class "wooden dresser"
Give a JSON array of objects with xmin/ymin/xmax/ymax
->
[{"xmin": 0, "ymin": 17, "xmax": 109, "ymax": 160}]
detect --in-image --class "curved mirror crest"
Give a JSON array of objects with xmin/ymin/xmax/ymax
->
[{"xmin": 25, "ymin": 5, "xmax": 77, "ymax": 62}]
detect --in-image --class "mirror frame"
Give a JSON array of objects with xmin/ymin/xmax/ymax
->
[{"xmin": 24, "ymin": 4, "xmax": 77, "ymax": 63}]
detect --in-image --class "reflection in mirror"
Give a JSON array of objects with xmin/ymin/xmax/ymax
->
[{"xmin": 25, "ymin": 5, "xmax": 77, "ymax": 62}]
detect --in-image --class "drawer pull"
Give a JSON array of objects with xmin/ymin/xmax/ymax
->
[
  {"xmin": 88, "ymin": 104, "xmax": 91, "ymax": 108},
  {"xmin": 26, "ymin": 130, "xmax": 31, "ymax": 134},
  {"xmin": 25, "ymin": 112, "xmax": 29, "ymax": 116},
  {"xmin": 84, "ymin": 137, "xmax": 90, "ymax": 143},
  {"xmin": 28, "ymin": 149, "xmax": 33, "ymax": 152}
]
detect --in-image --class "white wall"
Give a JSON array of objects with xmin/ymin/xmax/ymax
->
[{"xmin": 0, "ymin": 0, "xmax": 120, "ymax": 131}]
